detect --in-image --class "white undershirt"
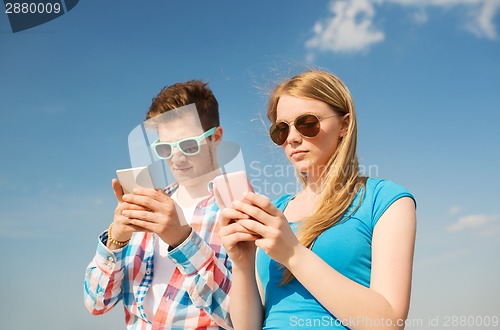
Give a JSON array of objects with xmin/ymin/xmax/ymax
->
[{"xmin": 143, "ymin": 189, "xmax": 196, "ymax": 319}]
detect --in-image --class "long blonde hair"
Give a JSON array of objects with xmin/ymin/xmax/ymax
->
[{"xmin": 267, "ymin": 70, "xmax": 367, "ymax": 285}]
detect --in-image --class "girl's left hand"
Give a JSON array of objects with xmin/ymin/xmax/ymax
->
[{"xmin": 232, "ymin": 192, "xmax": 300, "ymax": 266}]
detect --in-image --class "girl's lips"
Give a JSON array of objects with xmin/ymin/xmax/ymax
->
[{"xmin": 290, "ymin": 150, "xmax": 308, "ymax": 158}]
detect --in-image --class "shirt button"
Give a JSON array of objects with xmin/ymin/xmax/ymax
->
[
  {"xmin": 171, "ymin": 258, "xmax": 177, "ymax": 263},
  {"xmin": 145, "ymin": 270, "xmax": 151, "ymax": 275},
  {"xmin": 107, "ymin": 256, "xmax": 114, "ymax": 262},
  {"xmin": 97, "ymin": 291, "xmax": 104, "ymax": 297}
]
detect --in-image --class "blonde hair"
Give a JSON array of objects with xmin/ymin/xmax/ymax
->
[{"xmin": 267, "ymin": 70, "xmax": 367, "ymax": 285}]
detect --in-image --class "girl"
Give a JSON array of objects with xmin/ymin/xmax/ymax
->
[{"xmin": 219, "ymin": 70, "xmax": 416, "ymax": 330}]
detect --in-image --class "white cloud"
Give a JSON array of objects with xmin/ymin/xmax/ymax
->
[
  {"xmin": 465, "ymin": 0, "xmax": 500, "ymax": 38},
  {"xmin": 306, "ymin": 0, "xmax": 499, "ymax": 55},
  {"xmin": 305, "ymin": 0, "xmax": 385, "ymax": 54},
  {"xmin": 477, "ymin": 224, "xmax": 500, "ymax": 237},
  {"xmin": 412, "ymin": 8, "xmax": 429, "ymax": 24},
  {"xmin": 389, "ymin": 0, "xmax": 500, "ymax": 39},
  {"xmin": 448, "ymin": 205, "xmax": 461, "ymax": 215},
  {"xmin": 446, "ymin": 214, "xmax": 500, "ymax": 233}
]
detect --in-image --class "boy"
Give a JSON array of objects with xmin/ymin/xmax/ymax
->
[{"xmin": 84, "ymin": 80, "xmax": 232, "ymax": 329}]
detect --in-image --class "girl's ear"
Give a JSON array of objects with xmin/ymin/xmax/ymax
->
[{"xmin": 340, "ymin": 114, "xmax": 350, "ymax": 137}]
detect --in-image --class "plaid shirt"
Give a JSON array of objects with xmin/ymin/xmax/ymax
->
[{"xmin": 84, "ymin": 183, "xmax": 232, "ymax": 329}]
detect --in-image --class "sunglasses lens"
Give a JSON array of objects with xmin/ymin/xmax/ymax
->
[
  {"xmin": 179, "ymin": 139, "xmax": 200, "ymax": 155},
  {"xmin": 270, "ymin": 122, "xmax": 289, "ymax": 145},
  {"xmin": 295, "ymin": 114, "xmax": 320, "ymax": 137},
  {"xmin": 155, "ymin": 144, "xmax": 172, "ymax": 159}
]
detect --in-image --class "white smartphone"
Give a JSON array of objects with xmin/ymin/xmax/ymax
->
[
  {"xmin": 116, "ymin": 166, "xmax": 155, "ymax": 194},
  {"xmin": 211, "ymin": 170, "xmax": 254, "ymax": 209}
]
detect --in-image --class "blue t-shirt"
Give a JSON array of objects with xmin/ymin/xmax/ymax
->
[{"xmin": 256, "ymin": 178, "xmax": 415, "ymax": 329}]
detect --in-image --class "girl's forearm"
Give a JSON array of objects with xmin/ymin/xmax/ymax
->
[
  {"xmin": 229, "ymin": 263, "xmax": 263, "ymax": 330},
  {"xmin": 285, "ymin": 246, "xmax": 405, "ymax": 330}
]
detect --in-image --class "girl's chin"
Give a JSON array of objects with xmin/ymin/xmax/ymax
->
[{"xmin": 292, "ymin": 162, "xmax": 328, "ymax": 176}]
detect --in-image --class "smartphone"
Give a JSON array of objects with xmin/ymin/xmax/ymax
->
[
  {"xmin": 116, "ymin": 166, "xmax": 155, "ymax": 194},
  {"xmin": 211, "ymin": 170, "xmax": 254, "ymax": 209}
]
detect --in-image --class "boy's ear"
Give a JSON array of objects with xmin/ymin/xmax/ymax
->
[{"xmin": 213, "ymin": 126, "xmax": 223, "ymax": 144}]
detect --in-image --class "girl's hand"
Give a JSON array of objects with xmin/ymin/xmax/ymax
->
[
  {"xmin": 231, "ymin": 192, "xmax": 300, "ymax": 267},
  {"xmin": 218, "ymin": 207, "xmax": 259, "ymax": 269}
]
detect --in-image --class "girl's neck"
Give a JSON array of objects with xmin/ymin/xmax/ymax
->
[
  {"xmin": 304, "ymin": 174, "xmax": 324, "ymax": 194},
  {"xmin": 296, "ymin": 185, "xmax": 321, "ymax": 203}
]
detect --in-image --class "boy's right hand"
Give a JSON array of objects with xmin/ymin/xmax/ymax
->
[{"xmin": 107, "ymin": 178, "xmax": 149, "ymax": 248}]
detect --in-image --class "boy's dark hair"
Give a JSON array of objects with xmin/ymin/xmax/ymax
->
[{"xmin": 146, "ymin": 80, "xmax": 219, "ymax": 131}]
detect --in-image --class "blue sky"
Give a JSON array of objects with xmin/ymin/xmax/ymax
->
[{"xmin": 1, "ymin": 0, "xmax": 499, "ymax": 329}]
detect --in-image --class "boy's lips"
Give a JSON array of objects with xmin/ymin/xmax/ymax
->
[{"xmin": 174, "ymin": 166, "xmax": 192, "ymax": 172}]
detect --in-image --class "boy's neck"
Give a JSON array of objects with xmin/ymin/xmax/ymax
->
[{"xmin": 176, "ymin": 167, "xmax": 222, "ymax": 206}]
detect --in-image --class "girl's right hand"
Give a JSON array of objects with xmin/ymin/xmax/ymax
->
[{"xmin": 218, "ymin": 207, "xmax": 260, "ymax": 267}]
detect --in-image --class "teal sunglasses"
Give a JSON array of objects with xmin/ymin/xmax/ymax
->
[{"xmin": 151, "ymin": 127, "xmax": 216, "ymax": 160}]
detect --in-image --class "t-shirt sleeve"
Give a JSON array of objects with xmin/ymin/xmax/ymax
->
[
  {"xmin": 371, "ymin": 180, "xmax": 416, "ymax": 228},
  {"xmin": 273, "ymin": 194, "xmax": 294, "ymax": 212}
]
